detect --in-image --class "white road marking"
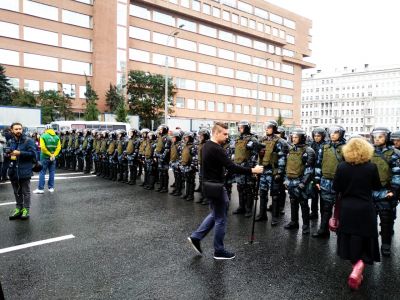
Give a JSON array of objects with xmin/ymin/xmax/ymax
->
[
  {"xmin": 0, "ymin": 202, "xmax": 15, "ymax": 206},
  {"xmin": 0, "ymin": 175, "xmax": 96, "ymax": 185},
  {"xmin": 32, "ymin": 172, "xmax": 84, "ymax": 178},
  {"xmin": 0, "ymin": 234, "xmax": 75, "ymax": 254}
]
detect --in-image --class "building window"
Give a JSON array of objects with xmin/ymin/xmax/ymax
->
[
  {"xmin": 254, "ymin": 41, "xmax": 267, "ymax": 51},
  {"xmin": 24, "ymin": 79, "xmax": 40, "ymax": 92},
  {"xmin": 231, "ymin": 14, "xmax": 239, "ymax": 24},
  {"xmin": 222, "ymin": 10, "xmax": 230, "ymax": 21},
  {"xmin": 74, "ymin": 0, "xmax": 92, "ymax": 4},
  {"xmin": 129, "ymin": 48, "xmax": 150, "ymax": 63},
  {"xmin": 197, "ymin": 100, "xmax": 206, "ymax": 110},
  {"xmin": 226, "ymin": 103, "xmax": 233, "ymax": 113},
  {"xmin": 61, "ymin": 59, "xmax": 92, "ymax": 75},
  {"xmin": 208, "ymin": 101, "xmax": 215, "ymax": 111},
  {"xmin": 254, "ymin": 7, "xmax": 268, "ymax": 19},
  {"xmin": 117, "ymin": 26, "xmax": 127, "ymax": 49},
  {"xmin": 7, "ymin": 77, "xmax": 19, "ymax": 89},
  {"xmin": 62, "ymin": 10, "xmax": 91, "ymax": 28},
  {"xmin": 198, "ymin": 82, "xmax": 216, "ymax": 93},
  {"xmin": 43, "ymin": 82, "xmax": 58, "ymax": 91},
  {"xmin": 236, "ymin": 53, "xmax": 251, "ymax": 64},
  {"xmin": 217, "ymin": 85, "xmax": 233, "ymax": 95},
  {"xmin": 236, "ymin": 35, "xmax": 252, "ymax": 47},
  {"xmin": 217, "ymin": 102, "xmax": 224, "ymax": 112},
  {"xmin": 62, "ymin": 34, "xmax": 91, "ymax": 52},
  {"xmin": 0, "ymin": 21, "xmax": 19, "ymax": 39},
  {"xmin": 235, "ymin": 104, "xmax": 241, "ymax": 113},
  {"xmin": 180, "ymin": 0, "xmax": 189, "ymax": 7},
  {"xmin": 0, "ymin": 0, "xmax": 19, "ymax": 11},
  {"xmin": 218, "ymin": 48, "xmax": 234, "ymax": 61},
  {"xmin": 23, "ymin": 0, "xmax": 58, "ymax": 21},
  {"xmin": 153, "ymin": 32, "xmax": 170, "ymax": 46},
  {"xmin": 176, "ymin": 38, "xmax": 197, "ymax": 52},
  {"xmin": 175, "ymin": 97, "xmax": 185, "ymax": 108},
  {"xmin": 153, "ymin": 11, "xmax": 175, "ymax": 26},
  {"xmin": 152, "ymin": 53, "xmax": 174, "ymax": 67},
  {"xmin": 129, "ymin": 4, "xmax": 150, "ymax": 20},
  {"xmin": 236, "ymin": 87, "xmax": 250, "ymax": 98},
  {"xmin": 202, "ymin": 3, "xmax": 211, "ymax": 14},
  {"xmin": 286, "ymin": 34, "xmax": 295, "ymax": 44},
  {"xmin": 240, "ymin": 16, "xmax": 247, "ymax": 26},
  {"xmin": 191, "ymin": 0, "xmax": 200, "ymax": 11},
  {"xmin": 24, "ymin": 53, "xmax": 58, "ymax": 71},
  {"xmin": 218, "ymin": 30, "xmax": 235, "ymax": 43},
  {"xmin": 257, "ymin": 22, "xmax": 263, "ymax": 32},
  {"xmin": 198, "ymin": 63, "xmax": 216, "ymax": 75},
  {"xmin": 212, "ymin": 7, "xmax": 220, "ymax": 18},
  {"xmin": 199, "ymin": 24, "xmax": 217, "ymax": 38},
  {"xmin": 249, "ymin": 19, "xmax": 256, "ymax": 29},
  {"xmin": 238, "ymin": 1, "xmax": 252, "ymax": 13},
  {"xmin": 177, "ymin": 18, "xmax": 197, "ymax": 32},
  {"xmin": 243, "ymin": 105, "xmax": 250, "ymax": 114},
  {"xmin": 270, "ymin": 13, "xmax": 283, "ymax": 24},
  {"xmin": 217, "ymin": 67, "xmax": 234, "ymax": 78},
  {"xmin": 236, "ymin": 70, "xmax": 251, "ymax": 81},
  {"xmin": 176, "ymin": 58, "xmax": 196, "ymax": 71},
  {"xmin": 79, "ymin": 86, "xmax": 86, "ymax": 98},
  {"xmin": 62, "ymin": 83, "xmax": 76, "ymax": 98},
  {"xmin": 175, "ymin": 78, "xmax": 196, "ymax": 90},
  {"xmin": 129, "ymin": 26, "xmax": 150, "ymax": 41},
  {"xmin": 0, "ymin": 49, "xmax": 19, "ymax": 66},
  {"xmin": 187, "ymin": 98, "xmax": 195, "ymax": 109},
  {"xmin": 117, "ymin": 3, "xmax": 127, "ymax": 26},
  {"xmin": 198, "ymin": 43, "xmax": 217, "ymax": 56}
]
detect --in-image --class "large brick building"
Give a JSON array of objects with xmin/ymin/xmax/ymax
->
[{"xmin": 0, "ymin": 0, "xmax": 313, "ymax": 130}]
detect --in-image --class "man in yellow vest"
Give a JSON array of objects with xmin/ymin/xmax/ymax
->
[{"xmin": 33, "ymin": 124, "xmax": 61, "ymax": 194}]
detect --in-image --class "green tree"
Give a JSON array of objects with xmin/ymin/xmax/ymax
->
[
  {"xmin": 0, "ymin": 64, "xmax": 12, "ymax": 106},
  {"xmin": 126, "ymin": 70, "xmax": 175, "ymax": 128},
  {"xmin": 11, "ymin": 89, "xmax": 37, "ymax": 107},
  {"xmin": 276, "ymin": 110, "xmax": 284, "ymax": 126},
  {"xmin": 114, "ymin": 100, "xmax": 128, "ymax": 123},
  {"xmin": 105, "ymin": 84, "xmax": 124, "ymax": 112},
  {"xmin": 37, "ymin": 89, "xmax": 74, "ymax": 123},
  {"xmin": 84, "ymin": 78, "xmax": 99, "ymax": 121}
]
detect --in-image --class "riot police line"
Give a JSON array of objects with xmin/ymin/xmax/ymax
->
[{"xmin": 55, "ymin": 122, "xmax": 400, "ymax": 258}]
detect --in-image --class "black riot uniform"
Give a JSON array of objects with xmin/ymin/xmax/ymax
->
[
  {"xmin": 233, "ymin": 120, "xmax": 259, "ymax": 218},
  {"xmin": 99, "ymin": 131, "xmax": 110, "ymax": 178},
  {"xmin": 125, "ymin": 129, "xmax": 141, "ymax": 185},
  {"xmin": 82, "ymin": 129, "xmax": 94, "ymax": 174},
  {"xmin": 154, "ymin": 124, "xmax": 172, "ymax": 193},
  {"xmin": 180, "ymin": 132, "xmax": 198, "ymax": 201},
  {"xmin": 283, "ymin": 129, "xmax": 316, "ymax": 234},
  {"xmin": 194, "ymin": 128, "xmax": 210, "ymax": 204},
  {"xmin": 75, "ymin": 131, "xmax": 85, "ymax": 172},
  {"xmin": 61, "ymin": 131, "xmax": 70, "ymax": 169},
  {"xmin": 170, "ymin": 130, "xmax": 184, "ymax": 196},
  {"xmin": 68, "ymin": 130, "xmax": 77, "ymax": 171},
  {"xmin": 107, "ymin": 132, "xmax": 117, "ymax": 180},
  {"xmin": 116, "ymin": 131, "xmax": 127, "ymax": 182},
  {"xmin": 309, "ymin": 127, "xmax": 327, "ymax": 219},
  {"xmin": 143, "ymin": 131, "xmax": 157, "ymax": 190}
]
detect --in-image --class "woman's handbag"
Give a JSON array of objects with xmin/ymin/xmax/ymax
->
[
  {"xmin": 203, "ymin": 180, "xmax": 224, "ymax": 201},
  {"xmin": 329, "ymin": 194, "xmax": 341, "ymax": 232}
]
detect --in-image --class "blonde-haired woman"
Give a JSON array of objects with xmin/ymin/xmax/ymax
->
[{"xmin": 332, "ymin": 138, "xmax": 381, "ymax": 290}]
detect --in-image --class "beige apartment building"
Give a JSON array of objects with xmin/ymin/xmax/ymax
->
[{"xmin": 0, "ymin": 0, "xmax": 313, "ymax": 130}]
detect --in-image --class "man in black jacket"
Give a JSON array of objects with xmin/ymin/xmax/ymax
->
[{"xmin": 187, "ymin": 122, "xmax": 263, "ymax": 260}]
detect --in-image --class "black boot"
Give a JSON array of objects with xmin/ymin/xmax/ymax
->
[
  {"xmin": 300, "ymin": 199, "xmax": 310, "ymax": 234},
  {"xmin": 181, "ymin": 179, "xmax": 189, "ymax": 199},
  {"xmin": 255, "ymin": 189, "xmax": 268, "ymax": 222},
  {"xmin": 271, "ymin": 196, "xmax": 280, "ymax": 226},
  {"xmin": 312, "ymin": 203, "xmax": 332, "ymax": 238},
  {"xmin": 233, "ymin": 185, "xmax": 246, "ymax": 214},
  {"xmin": 160, "ymin": 171, "xmax": 169, "ymax": 193},
  {"xmin": 284, "ymin": 199, "xmax": 299, "ymax": 229},
  {"xmin": 380, "ymin": 211, "xmax": 393, "ymax": 257},
  {"xmin": 128, "ymin": 165, "xmax": 136, "ymax": 185},
  {"xmin": 147, "ymin": 175, "xmax": 155, "ymax": 190},
  {"xmin": 244, "ymin": 187, "xmax": 254, "ymax": 218}
]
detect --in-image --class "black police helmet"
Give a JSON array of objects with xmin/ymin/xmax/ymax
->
[
  {"xmin": 390, "ymin": 130, "xmax": 400, "ymax": 141},
  {"xmin": 237, "ymin": 120, "xmax": 251, "ymax": 134},
  {"xmin": 290, "ymin": 128, "xmax": 307, "ymax": 145},
  {"xmin": 328, "ymin": 125, "xmax": 346, "ymax": 140},
  {"xmin": 312, "ymin": 127, "xmax": 326, "ymax": 139},
  {"xmin": 157, "ymin": 124, "xmax": 169, "ymax": 135},
  {"xmin": 371, "ymin": 127, "xmax": 391, "ymax": 144},
  {"xmin": 198, "ymin": 128, "xmax": 210, "ymax": 140},
  {"xmin": 265, "ymin": 120, "xmax": 278, "ymax": 134}
]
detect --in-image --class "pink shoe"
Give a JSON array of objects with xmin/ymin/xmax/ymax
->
[{"xmin": 348, "ymin": 260, "xmax": 365, "ymax": 290}]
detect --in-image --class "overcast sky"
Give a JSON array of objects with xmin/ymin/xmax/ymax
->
[{"xmin": 266, "ymin": 0, "xmax": 400, "ymax": 71}]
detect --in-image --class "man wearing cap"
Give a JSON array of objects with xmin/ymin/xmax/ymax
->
[{"xmin": 33, "ymin": 124, "xmax": 61, "ymax": 194}]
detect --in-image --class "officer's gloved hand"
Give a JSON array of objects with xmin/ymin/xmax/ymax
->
[
  {"xmin": 274, "ymin": 174, "xmax": 281, "ymax": 181},
  {"xmin": 298, "ymin": 182, "xmax": 306, "ymax": 190}
]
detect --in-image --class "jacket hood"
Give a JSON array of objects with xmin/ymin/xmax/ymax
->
[{"xmin": 45, "ymin": 129, "xmax": 57, "ymax": 136}]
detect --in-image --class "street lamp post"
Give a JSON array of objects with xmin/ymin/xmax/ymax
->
[{"xmin": 164, "ymin": 24, "xmax": 184, "ymax": 125}]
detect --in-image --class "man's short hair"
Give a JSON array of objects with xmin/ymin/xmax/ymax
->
[
  {"xmin": 10, "ymin": 122, "xmax": 22, "ymax": 129},
  {"xmin": 212, "ymin": 122, "xmax": 228, "ymax": 134}
]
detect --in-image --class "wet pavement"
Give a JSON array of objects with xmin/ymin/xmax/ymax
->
[{"xmin": 1, "ymin": 170, "xmax": 400, "ymax": 299}]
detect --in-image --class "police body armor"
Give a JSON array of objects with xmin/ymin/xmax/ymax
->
[
  {"xmin": 181, "ymin": 143, "xmax": 193, "ymax": 166},
  {"xmin": 107, "ymin": 140, "xmax": 116, "ymax": 156},
  {"xmin": 321, "ymin": 144, "xmax": 344, "ymax": 179},
  {"xmin": 286, "ymin": 146, "xmax": 306, "ymax": 179},
  {"xmin": 234, "ymin": 136, "xmax": 252, "ymax": 164},
  {"xmin": 144, "ymin": 141, "xmax": 153, "ymax": 159},
  {"xmin": 198, "ymin": 142, "xmax": 204, "ymax": 165},
  {"xmin": 260, "ymin": 136, "xmax": 279, "ymax": 174},
  {"xmin": 170, "ymin": 143, "xmax": 179, "ymax": 162},
  {"xmin": 371, "ymin": 149, "xmax": 393, "ymax": 187}
]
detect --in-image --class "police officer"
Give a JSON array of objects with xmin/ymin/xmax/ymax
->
[
  {"xmin": 391, "ymin": 130, "xmax": 400, "ymax": 150},
  {"xmin": 99, "ymin": 131, "xmax": 110, "ymax": 178},
  {"xmin": 107, "ymin": 131, "xmax": 117, "ymax": 180},
  {"xmin": 144, "ymin": 131, "xmax": 157, "ymax": 190},
  {"xmin": 170, "ymin": 130, "xmax": 184, "ymax": 196},
  {"xmin": 309, "ymin": 127, "xmax": 327, "ymax": 220},
  {"xmin": 61, "ymin": 130, "xmax": 70, "ymax": 169},
  {"xmin": 223, "ymin": 135, "xmax": 235, "ymax": 201},
  {"xmin": 180, "ymin": 132, "xmax": 198, "ymax": 201},
  {"xmin": 139, "ymin": 129, "xmax": 150, "ymax": 186},
  {"xmin": 116, "ymin": 130, "xmax": 127, "ymax": 182},
  {"xmin": 93, "ymin": 131, "xmax": 102, "ymax": 175},
  {"xmin": 370, "ymin": 127, "xmax": 400, "ymax": 257},
  {"xmin": 256, "ymin": 120, "xmax": 288, "ymax": 225},
  {"xmin": 154, "ymin": 124, "xmax": 172, "ymax": 193},
  {"xmin": 283, "ymin": 129, "xmax": 316, "ymax": 234},
  {"xmin": 75, "ymin": 130, "xmax": 84, "ymax": 172},
  {"xmin": 68, "ymin": 129, "xmax": 77, "ymax": 171},
  {"xmin": 82, "ymin": 129, "xmax": 94, "ymax": 174},
  {"xmin": 58, "ymin": 131, "xmax": 67, "ymax": 169},
  {"xmin": 233, "ymin": 120, "xmax": 259, "ymax": 218},
  {"xmin": 125, "ymin": 129, "xmax": 140, "ymax": 185},
  {"xmin": 313, "ymin": 125, "xmax": 346, "ymax": 238},
  {"xmin": 195, "ymin": 128, "xmax": 210, "ymax": 204}
]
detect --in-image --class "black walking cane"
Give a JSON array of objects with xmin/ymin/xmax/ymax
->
[{"xmin": 246, "ymin": 174, "xmax": 261, "ymax": 244}]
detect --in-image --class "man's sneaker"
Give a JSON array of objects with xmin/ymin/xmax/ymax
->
[
  {"xmin": 9, "ymin": 208, "xmax": 22, "ymax": 220},
  {"xmin": 187, "ymin": 237, "xmax": 203, "ymax": 255},
  {"xmin": 33, "ymin": 189, "xmax": 44, "ymax": 194},
  {"xmin": 213, "ymin": 250, "xmax": 236, "ymax": 260},
  {"xmin": 48, "ymin": 188, "xmax": 55, "ymax": 193},
  {"xmin": 20, "ymin": 208, "xmax": 30, "ymax": 220}
]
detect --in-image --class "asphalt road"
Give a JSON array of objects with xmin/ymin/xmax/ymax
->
[{"xmin": 1, "ymin": 170, "xmax": 400, "ymax": 299}]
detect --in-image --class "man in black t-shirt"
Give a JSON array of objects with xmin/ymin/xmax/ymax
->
[{"xmin": 187, "ymin": 122, "xmax": 263, "ymax": 260}]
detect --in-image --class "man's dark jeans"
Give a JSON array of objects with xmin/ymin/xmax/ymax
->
[
  {"xmin": 191, "ymin": 188, "xmax": 229, "ymax": 253},
  {"xmin": 11, "ymin": 179, "xmax": 31, "ymax": 209}
]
